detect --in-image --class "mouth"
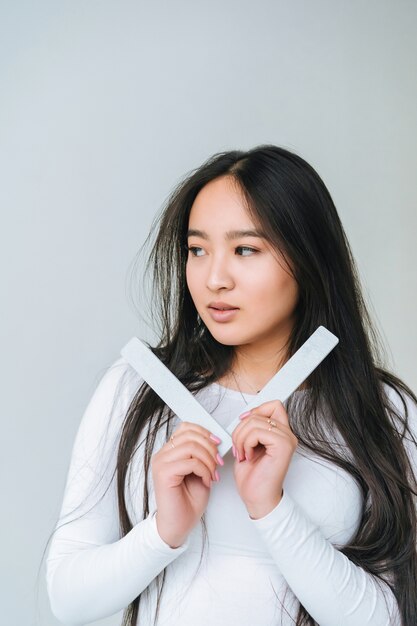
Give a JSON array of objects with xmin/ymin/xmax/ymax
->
[
  {"xmin": 208, "ymin": 301, "xmax": 239, "ymax": 311},
  {"xmin": 209, "ymin": 306, "xmax": 238, "ymax": 311},
  {"xmin": 207, "ymin": 305, "xmax": 239, "ymax": 322}
]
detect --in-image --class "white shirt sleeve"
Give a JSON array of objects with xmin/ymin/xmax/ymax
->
[
  {"xmin": 248, "ymin": 384, "xmax": 417, "ymax": 626},
  {"xmin": 249, "ymin": 490, "xmax": 400, "ymax": 625},
  {"xmin": 46, "ymin": 356, "xmax": 190, "ymax": 625}
]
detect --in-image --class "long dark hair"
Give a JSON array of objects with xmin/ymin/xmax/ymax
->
[{"xmin": 50, "ymin": 145, "xmax": 417, "ymax": 625}]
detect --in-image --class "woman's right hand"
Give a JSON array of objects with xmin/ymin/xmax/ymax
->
[{"xmin": 151, "ymin": 422, "xmax": 223, "ymax": 548}]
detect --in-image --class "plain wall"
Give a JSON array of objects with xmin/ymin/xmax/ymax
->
[{"xmin": 1, "ymin": 1, "xmax": 416, "ymax": 624}]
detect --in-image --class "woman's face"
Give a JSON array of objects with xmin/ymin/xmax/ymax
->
[{"xmin": 185, "ymin": 176, "xmax": 299, "ymax": 352}]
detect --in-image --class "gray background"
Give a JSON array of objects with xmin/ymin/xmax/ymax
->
[{"xmin": 1, "ymin": 1, "xmax": 416, "ymax": 625}]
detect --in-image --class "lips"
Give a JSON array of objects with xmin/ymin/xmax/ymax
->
[
  {"xmin": 208, "ymin": 301, "xmax": 239, "ymax": 311},
  {"xmin": 207, "ymin": 302, "xmax": 240, "ymax": 323}
]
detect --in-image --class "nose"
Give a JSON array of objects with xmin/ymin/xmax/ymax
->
[{"xmin": 206, "ymin": 254, "xmax": 235, "ymax": 292}]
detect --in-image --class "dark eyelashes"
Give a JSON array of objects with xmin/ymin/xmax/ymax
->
[{"xmin": 185, "ymin": 245, "xmax": 258, "ymax": 256}]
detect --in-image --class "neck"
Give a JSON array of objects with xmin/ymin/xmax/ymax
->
[{"xmin": 225, "ymin": 333, "xmax": 290, "ymax": 393}]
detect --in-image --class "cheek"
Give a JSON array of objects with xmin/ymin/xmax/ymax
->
[{"xmin": 252, "ymin": 272, "xmax": 298, "ymax": 310}]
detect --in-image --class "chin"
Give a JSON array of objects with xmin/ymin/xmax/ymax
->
[{"xmin": 206, "ymin": 328, "xmax": 251, "ymax": 347}]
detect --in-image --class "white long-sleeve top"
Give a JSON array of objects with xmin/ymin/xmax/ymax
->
[{"xmin": 46, "ymin": 356, "xmax": 417, "ymax": 625}]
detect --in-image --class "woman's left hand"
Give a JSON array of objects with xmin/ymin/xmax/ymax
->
[{"xmin": 232, "ymin": 400, "xmax": 298, "ymax": 520}]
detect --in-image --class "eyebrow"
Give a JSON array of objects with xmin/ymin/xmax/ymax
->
[{"xmin": 186, "ymin": 228, "xmax": 266, "ymax": 241}]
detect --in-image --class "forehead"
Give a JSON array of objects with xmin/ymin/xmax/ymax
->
[{"xmin": 188, "ymin": 176, "xmax": 253, "ymax": 226}]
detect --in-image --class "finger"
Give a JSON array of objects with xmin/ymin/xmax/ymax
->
[
  {"xmin": 245, "ymin": 411, "xmax": 294, "ymax": 437},
  {"xmin": 167, "ymin": 457, "xmax": 213, "ymax": 488},
  {"xmin": 162, "ymin": 440, "xmax": 219, "ymax": 482},
  {"xmin": 244, "ymin": 428, "xmax": 297, "ymax": 463},
  {"xmin": 168, "ymin": 429, "xmax": 223, "ymax": 468},
  {"xmin": 243, "ymin": 400, "xmax": 290, "ymax": 427},
  {"xmin": 235, "ymin": 420, "xmax": 297, "ymax": 462},
  {"xmin": 233, "ymin": 414, "xmax": 290, "ymax": 451},
  {"xmin": 173, "ymin": 421, "xmax": 222, "ymax": 445}
]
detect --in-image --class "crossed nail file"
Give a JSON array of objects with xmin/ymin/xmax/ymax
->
[{"xmin": 120, "ymin": 326, "xmax": 338, "ymax": 458}]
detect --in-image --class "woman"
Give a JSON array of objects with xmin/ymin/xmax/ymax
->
[{"xmin": 46, "ymin": 145, "xmax": 417, "ymax": 625}]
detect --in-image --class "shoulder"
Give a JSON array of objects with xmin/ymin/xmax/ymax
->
[
  {"xmin": 75, "ymin": 355, "xmax": 145, "ymax": 451},
  {"xmin": 92, "ymin": 355, "xmax": 143, "ymax": 407}
]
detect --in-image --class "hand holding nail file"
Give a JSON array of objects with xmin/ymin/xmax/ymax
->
[{"xmin": 120, "ymin": 325, "xmax": 338, "ymax": 457}]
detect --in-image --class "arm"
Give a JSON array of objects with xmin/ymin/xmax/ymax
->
[
  {"xmin": 233, "ymin": 399, "xmax": 400, "ymax": 624},
  {"xmin": 46, "ymin": 357, "xmax": 189, "ymax": 625},
  {"xmin": 248, "ymin": 489, "xmax": 400, "ymax": 626}
]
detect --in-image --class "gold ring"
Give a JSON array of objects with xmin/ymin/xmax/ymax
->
[{"xmin": 267, "ymin": 419, "xmax": 277, "ymax": 427}]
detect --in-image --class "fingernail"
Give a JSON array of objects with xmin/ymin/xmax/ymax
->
[
  {"xmin": 232, "ymin": 444, "xmax": 236, "ymax": 458},
  {"xmin": 215, "ymin": 470, "xmax": 220, "ymax": 481},
  {"xmin": 210, "ymin": 434, "xmax": 222, "ymax": 444},
  {"xmin": 216, "ymin": 452, "xmax": 224, "ymax": 466},
  {"xmin": 239, "ymin": 411, "xmax": 251, "ymax": 420}
]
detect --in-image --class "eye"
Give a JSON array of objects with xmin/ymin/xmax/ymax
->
[
  {"xmin": 186, "ymin": 245, "xmax": 205, "ymax": 257},
  {"xmin": 236, "ymin": 246, "xmax": 258, "ymax": 256}
]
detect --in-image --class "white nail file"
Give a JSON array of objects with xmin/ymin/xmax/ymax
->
[
  {"xmin": 224, "ymin": 325, "xmax": 338, "ymax": 436},
  {"xmin": 121, "ymin": 337, "xmax": 233, "ymax": 455},
  {"xmin": 120, "ymin": 325, "xmax": 338, "ymax": 457}
]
